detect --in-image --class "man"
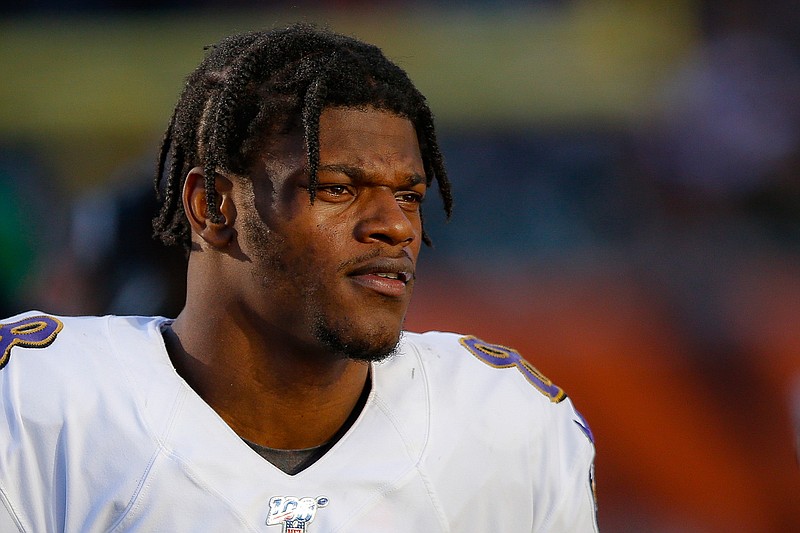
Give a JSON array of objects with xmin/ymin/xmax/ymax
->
[{"xmin": 0, "ymin": 24, "xmax": 598, "ymax": 532}]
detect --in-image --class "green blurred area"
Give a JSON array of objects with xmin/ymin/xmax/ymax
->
[{"xmin": 0, "ymin": 0, "xmax": 695, "ymax": 189}]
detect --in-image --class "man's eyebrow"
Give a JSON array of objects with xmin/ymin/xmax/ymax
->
[
  {"xmin": 317, "ymin": 164, "xmax": 426, "ymax": 186},
  {"xmin": 317, "ymin": 163, "xmax": 367, "ymax": 180},
  {"xmin": 406, "ymin": 173, "xmax": 427, "ymax": 186}
]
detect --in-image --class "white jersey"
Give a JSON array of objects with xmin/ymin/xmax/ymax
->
[{"xmin": 0, "ymin": 312, "xmax": 598, "ymax": 532}]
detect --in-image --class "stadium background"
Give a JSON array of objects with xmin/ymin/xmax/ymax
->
[{"xmin": 2, "ymin": 0, "xmax": 800, "ymax": 530}]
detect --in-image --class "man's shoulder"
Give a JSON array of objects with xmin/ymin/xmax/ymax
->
[
  {"xmin": 0, "ymin": 311, "xmax": 165, "ymax": 372},
  {"xmin": 401, "ymin": 330, "xmax": 568, "ymax": 405},
  {"xmin": 0, "ymin": 309, "xmax": 175, "ymax": 448},
  {"xmin": 395, "ymin": 331, "xmax": 598, "ymax": 533},
  {"xmin": 0, "ymin": 311, "xmax": 170, "ymax": 417},
  {"xmin": 398, "ymin": 330, "xmax": 593, "ymax": 447}
]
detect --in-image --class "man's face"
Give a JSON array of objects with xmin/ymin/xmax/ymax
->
[{"xmin": 235, "ymin": 106, "xmax": 426, "ymax": 362}]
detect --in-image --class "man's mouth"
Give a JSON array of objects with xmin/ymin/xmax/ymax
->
[{"xmin": 347, "ymin": 257, "xmax": 415, "ymax": 297}]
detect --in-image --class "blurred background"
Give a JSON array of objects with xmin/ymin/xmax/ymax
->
[{"xmin": 2, "ymin": 0, "xmax": 800, "ymax": 530}]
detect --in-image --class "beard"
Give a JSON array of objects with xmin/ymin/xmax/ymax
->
[{"xmin": 311, "ymin": 311, "xmax": 402, "ymax": 363}]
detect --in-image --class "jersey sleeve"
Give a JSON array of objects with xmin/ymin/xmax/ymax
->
[
  {"xmin": 445, "ymin": 333, "xmax": 599, "ymax": 531},
  {"xmin": 408, "ymin": 331, "xmax": 599, "ymax": 532}
]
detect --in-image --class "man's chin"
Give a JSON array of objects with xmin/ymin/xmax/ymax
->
[
  {"xmin": 344, "ymin": 339, "xmax": 400, "ymax": 363},
  {"xmin": 313, "ymin": 319, "xmax": 402, "ymax": 363}
]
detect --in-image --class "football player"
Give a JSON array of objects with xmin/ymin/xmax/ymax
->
[{"xmin": 0, "ymin": 24, "xmax": 598, "ymax": 532}]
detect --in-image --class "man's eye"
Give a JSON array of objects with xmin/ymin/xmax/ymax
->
[
  {"xmin": 318, "ymin": 185, "xmax": 350, "ymax": 196},
  {"xmin": 397, "ymin": 192, "xmax": 424, "ymax": 204}
]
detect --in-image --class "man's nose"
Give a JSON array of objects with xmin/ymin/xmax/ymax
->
[{"xmin": 353, "ymin": 189, "xmax": 417, "ymax": 247}]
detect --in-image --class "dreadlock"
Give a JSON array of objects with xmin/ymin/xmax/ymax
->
[{"xmin": 153, "ymin": 23, "xmax": 452, "ymax": 251}]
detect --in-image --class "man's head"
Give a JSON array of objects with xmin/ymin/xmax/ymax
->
[
  {"xmin": 153, "ymin": 23, "xmax": 451, "ymax": 250},
  {"xmin": 153, "ymin": 24, "xmax": 452, "ymax": 362}
]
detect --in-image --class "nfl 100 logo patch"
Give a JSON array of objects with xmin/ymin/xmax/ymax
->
[{"xmin": 266, "ymin": 495, "xmax": 328, "ymax": 532}]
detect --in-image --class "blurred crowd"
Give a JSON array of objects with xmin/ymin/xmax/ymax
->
[{"xmin": 2, "ymin": 0, "xmax": 800, "ymax": 531}]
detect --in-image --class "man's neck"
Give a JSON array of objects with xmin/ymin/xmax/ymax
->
[{"xmin": 163, "ymin": 312, "xmax": 371, "ymax": 450}]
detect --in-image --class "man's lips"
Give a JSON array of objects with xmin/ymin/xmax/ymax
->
[{"xmin": 347, "ymin": 257, "xmax": 415, "ymax": 297}]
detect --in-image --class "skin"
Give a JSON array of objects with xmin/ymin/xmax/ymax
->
[{"xmin": 164, "ymin": 106, "xmax": 427, "ymax": 450}]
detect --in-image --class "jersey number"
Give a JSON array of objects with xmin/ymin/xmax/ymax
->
[
  {"xmin": 460, "ymin": 335, "xmax": 566, "ymax": 403},
  {"xmin": 0, "ymin": 316, "xmax": 63, "ymax": 370}
]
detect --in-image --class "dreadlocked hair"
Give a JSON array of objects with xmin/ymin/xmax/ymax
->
[{"xmin": 153, "ymin": 23, "xmax": 452, "ymax": 251}]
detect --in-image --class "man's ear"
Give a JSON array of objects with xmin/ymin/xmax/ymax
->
[{"xmin": 182, "ymin": 166, "xmax": 236, "ymax": 248}]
